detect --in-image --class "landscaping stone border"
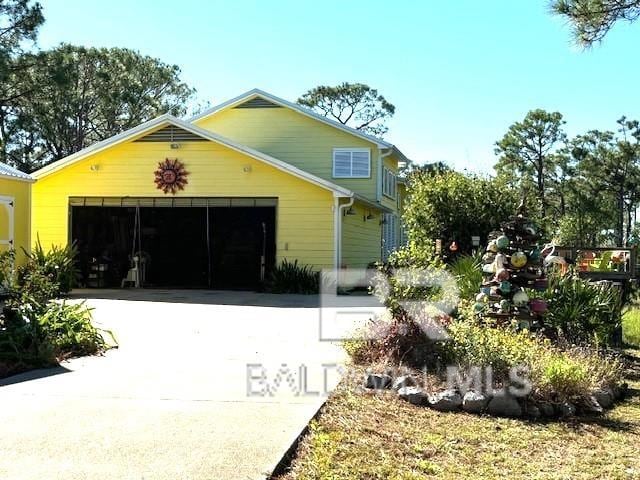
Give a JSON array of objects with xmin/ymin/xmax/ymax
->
[{"xmin": 365, "ymin": 373, "xmax": 628, "ymax": 419}]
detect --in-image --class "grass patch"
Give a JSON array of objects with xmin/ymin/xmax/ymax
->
[
  {"xmin": 276, "ymin": 351, "xmax": 640, "ymax": 480},
  {"xmin": 623, "ymin": 308, "xmax": 640, "ymax": 347}
]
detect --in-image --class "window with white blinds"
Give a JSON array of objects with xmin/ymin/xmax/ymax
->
[
  {"xmin": 382, "ymin": 167, "xmax": 397, "ymax": 198},
  {"xmin": 382, "ymin": 213, "xmax": 397, "ymax": 260},
  {"xmin": 332, "ymin": 148, "xmax": 371, "ymax": 178}
]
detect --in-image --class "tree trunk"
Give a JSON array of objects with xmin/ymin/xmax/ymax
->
[
  {"xmin": 617, "ymin": 189, "xmax": 624, "ymax": 246},
  {"xmin": 537, "ymin": 159, "xmax": 545, "ymax": 219}
]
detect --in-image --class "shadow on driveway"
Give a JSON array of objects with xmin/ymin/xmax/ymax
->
[
  {"xmin": 0, "ymin": 365, "xmax": 71, "ymax": 387},
  {"xmin": 69, "ymin": 288, "xmax": 321, "ymax": 308},
  {"xmin": 69, "ymin": 288, "xmax": 382, "ymax": 309}
]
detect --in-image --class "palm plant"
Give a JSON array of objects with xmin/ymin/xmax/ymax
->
[{"xmin": 448, "ymin": 251, "xmax": 483, "ymax": 301}]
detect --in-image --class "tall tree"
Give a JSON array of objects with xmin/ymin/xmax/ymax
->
[
  {"xmin": 3, "ymin": 45, "xmax": 195, "ymax": 171},
  {"xmin": 0, "ymin": 0, "xmax": 43, "ymax": 165},
  {"xmin": 568, "ymin": 120, "xmax": 640, "ymax": 245},
  {"xmin": 297, "ymin": 82, "xmax": 395, "ymax": 137},
  {"xmin": 552, "ymin": 0, "xmax": 640, "ymax": 46},
  {"xmin": 494, "ymin": 109, "xmax": 568, "ymax": 228}
]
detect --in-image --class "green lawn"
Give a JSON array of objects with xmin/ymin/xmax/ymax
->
[
  {"xmin": 277, "ymin": 351, "xmax": 640, "ymax": 480},
  {"xmin": 624, "ymin": 308, "xmax": 640, "ymax": 347}
]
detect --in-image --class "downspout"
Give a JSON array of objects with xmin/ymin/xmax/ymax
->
[
  {"xmin": 334, "ymin": 193, "xmax": 355, "ymax": 272},
  {"xmin": 377, "ymin": 147, "xmax": 394, "ymax": 202}
]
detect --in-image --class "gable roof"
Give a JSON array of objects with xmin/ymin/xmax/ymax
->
[
  {"xmin": 32, "ymin": 114, "xmax": 354, "ymax": 197},
  {"xmin": 0, "ymin": 162, "xmax": 34, "ymax": 183},
  {"xmin": 189, "ymin": 88, "xmax": 412, "ymax": 165}
]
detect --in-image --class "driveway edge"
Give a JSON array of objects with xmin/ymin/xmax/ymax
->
[{"xmin": 264, "ymin": 398, "xmax": 328, "ymax": 480}]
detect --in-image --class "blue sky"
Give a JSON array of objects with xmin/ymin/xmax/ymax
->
[{"xmin": 37, "ymin": 0, "xmax": 640, "ymax": 172}]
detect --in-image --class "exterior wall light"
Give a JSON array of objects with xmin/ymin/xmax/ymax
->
[
  {"xmin": 344, "ymin": 207, "xmax": 356, "ymax": 216},
  {"xmin": 243, "ymin": 165, "xmax": 252, "ymax": 173},
  {"xmin": 170, "ymin": 143, "xmax": 181, "ymax": 149}
]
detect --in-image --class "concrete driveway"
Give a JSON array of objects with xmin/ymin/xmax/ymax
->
[{"xmin": 0, "ymin": 289, "xmax": 362, "ymax": 480}]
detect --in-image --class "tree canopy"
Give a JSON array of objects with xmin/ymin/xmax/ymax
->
[
  {"xmin": 297, "ymin": 83, "xmax": 395, "ymax": 137},
  {"xmin": 402, "ymin": 169, "xmax": 518, "ymax": 254},
  {"xmin": 494, "ymin": 109, "xmax": 567, "ymax": 228},
  {"xmin": 1, "ymin": 45, "xmax": 195, "ymax": 172},
  {"xmin": 552, "ymin": 0, "xmax": 640, "ymax": 46}
]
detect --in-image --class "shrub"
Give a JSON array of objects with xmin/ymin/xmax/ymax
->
[
  {"xmin": 443, "ymin": 319, "xmax": 623, "ymax": 400},
  {"xmin": 443, "ymin": 319, "xmax": 540, "ymax": 379},
  {"xmin": 0, "ymin": 241, "xmax": 112, "ymax": 377},
  {"xmin": 344, "ymin": 312, "xmax": 445, "ymax": 367},
  {"xmin": 543, "ymin": 271, "xmax": 623, "ymax": 345},
  {"xmin": 623, "ymin": 308, "xmax": 640, "ymax": 347},
  {"xmin": 22, "ymin": 238, "xmax": 79, "ymax": 295},
  {"xmin": 0, "ymin": 301, "xmax": 113, "ymax": 368},
  {"xmin": 266, "ymin": 259, "xmax": 319, "ymax": 294},
  {"xmin": 447, "ymin": 251, "xmax": 483, "ymax": 301},
  {"xmin": 38, "ymin": 302, "xmax": 112, "ymax": 359}
]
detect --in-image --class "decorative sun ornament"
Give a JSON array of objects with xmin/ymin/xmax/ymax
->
[{"xmin": 154, "ymin": 158, "xmax": 189, "ymax": 194}]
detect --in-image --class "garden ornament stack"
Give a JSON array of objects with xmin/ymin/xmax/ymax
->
[{"xmin": 474, "ymin": 214, "xmax": 550, "ymax": 330}]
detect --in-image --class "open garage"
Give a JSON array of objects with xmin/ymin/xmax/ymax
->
[{"xmin": 70, "ymin": 197, "xmax": 276, "ymax": 290}]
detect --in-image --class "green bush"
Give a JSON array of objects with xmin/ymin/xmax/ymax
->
[
  {"xmin": 0, "ymin": 301, "xmax": 113, "ymax": 368},
  {"xmin": 444, "ymin": 319, "xmax": 622, "ymax": 399},
  {"xmin": 447, "ymin": 251, "xmax": 483, "ymax": 301},
  {"xmin": 543, "ymin": 271, "xmax": 622, "ymax": 345},
  {"xmin": 0, "ymin": 242, "xmax": 112, "ymax": 377},
  {"xmin": 21, "ymin": 238, "xmax": 79, "ymax": 295},
  {"xmin": 38, "ymin": 302, "xmax": 112, "ymax": 359},
  {"xmin": 444, "ymin": 320, "xmax": 540, "ymax": 379},
  {"xmin": 623, "ymin": 308, "xmax": 640, "ymax": 347},
  {"xmin": 265, "ymin": 259, "xmax": 319, "ymax": 294}
]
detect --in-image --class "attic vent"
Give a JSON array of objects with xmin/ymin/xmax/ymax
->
[
  {"xmin": 134, "ymin": 125, "xmax": 207, "ymax": 142},
  {"xmin": 234, "ymin": 97, "xmax": 282, "ymax": 109}
]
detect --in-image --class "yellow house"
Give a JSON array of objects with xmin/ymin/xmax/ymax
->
[
  {"xmin": 31, "ymin": 89, "xmax": 409, "ymax": 289},
  {"xmin": 0, "ymin": 162, "xmax": 33, "ymax": 264}
]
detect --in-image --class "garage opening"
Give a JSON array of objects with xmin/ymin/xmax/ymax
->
[{"xmin": 70, "ymin": 197, "xmax": 276, "ymax": 290}]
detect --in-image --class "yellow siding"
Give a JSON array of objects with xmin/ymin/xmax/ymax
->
[
  {"xmin": 0, "ymin": 177, "xmax": 31, "ymax": 264},
  {"xmin": 32, "ymin": 140, "xmax": 336, "ymax": 270},
  {"xmin": 341, "ymin": 201, "xmax": 381, "ymax": 268},
  {"xmin": 194, "ymin": 107, "xmax": 381, "ymax": 201}
]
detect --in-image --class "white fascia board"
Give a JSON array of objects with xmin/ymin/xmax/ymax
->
[{"xmin": 0, "ymin": 173, "xmax": 35, "ymax": 183}]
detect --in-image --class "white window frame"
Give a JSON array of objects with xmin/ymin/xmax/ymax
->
[
  {"xmin": 382, "ymin": 167, "xmax": 397, "ymax": 199},
  {"xmin": 332, "ymin": 148, "xmax": 371, "ymax": 178}
]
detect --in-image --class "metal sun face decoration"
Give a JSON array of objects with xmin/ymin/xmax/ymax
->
[{"xmin": 154, "ymin": 158, "xmax": 189, "ymax": 194}]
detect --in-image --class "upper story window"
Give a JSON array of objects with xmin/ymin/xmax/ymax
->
[
  {"xmin": 333, "ymin": 148, "xmax": 371, "ymax": 178},
  {"xmin": 382, "ymin": 167, "xmax": 397, "ymax": 198}
]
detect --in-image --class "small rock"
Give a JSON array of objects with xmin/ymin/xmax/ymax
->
[
  {"xmin": 538, "ymin": 402, "xmax": 556, "ymax": 417},
  {"xmin": 557, "ymin": 402, "xmax": 576, "ymax": 418},
  {"xmin": 487, "ymin": 393, "xmax": 522, "ymax": 417},
  {"xmin": 592, "ymin": 389, "xmax": 614, "ymax": 409},
  {"xmin": 429, "ymin": 389, "xmax": 463, "ymax": 412},
  {"xmin": 365, "ymin": 373, "xmax": 392, "ymax": 390},
  {"xmin": 392, "ymin": 375, "xmax": 416, "ymax": 391},
  {"xmin": 462, "ymin": 390, "xmax": 490, "ymax": 414},
  {"xmin": 398, "ymin": 386, "xmax": 429, "ymax": 406},
  {"xmin": 580, "ymin": 395, "xmax": 604, "ymax": 415}
]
